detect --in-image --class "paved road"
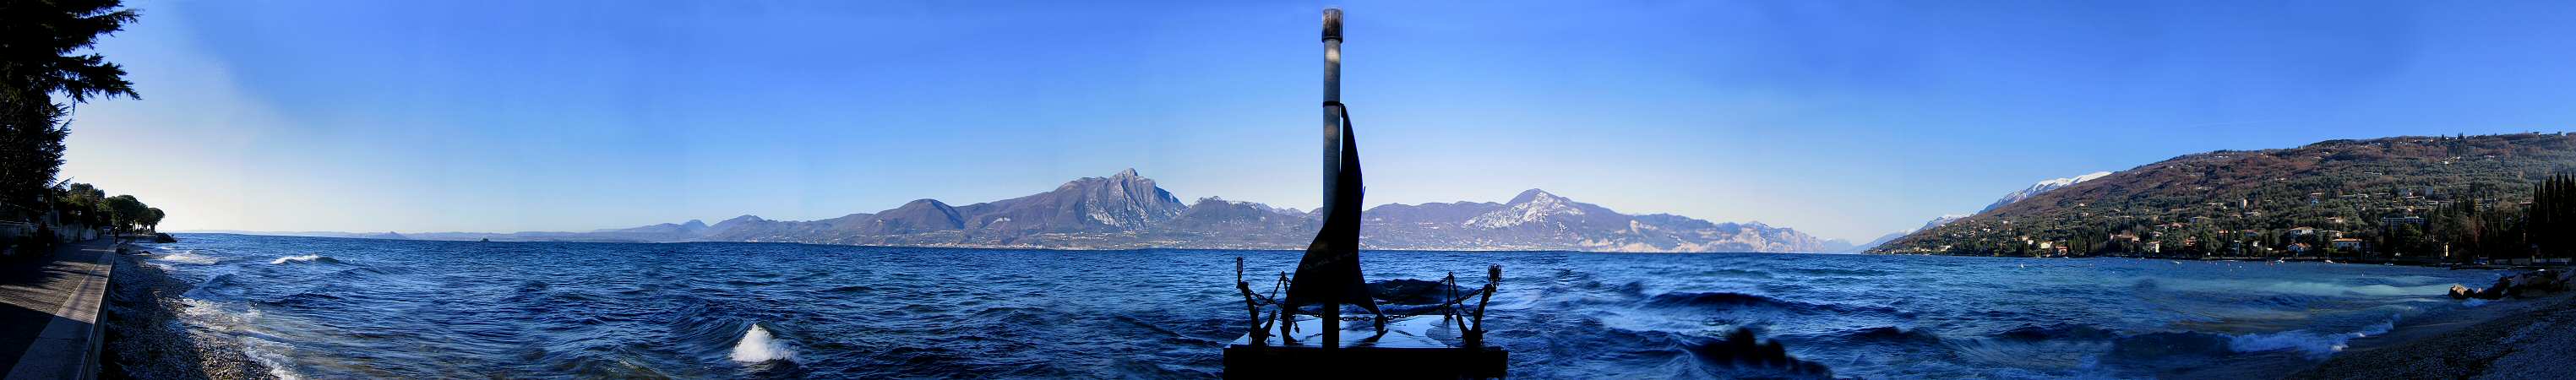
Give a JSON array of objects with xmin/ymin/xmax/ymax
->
[{"xmin": 0, "ymin": 238, "xmax": 117, "ymax": 380}]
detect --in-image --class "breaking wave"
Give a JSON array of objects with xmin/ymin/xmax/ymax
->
[
  {"xmin": 2224, "ymin": 318, "xmax": 2397, "ymax": 358},
  {"xmin": 1956, "ymin": 318, "xmax": 2406, "ymax": 363},
  {"xmin": 1838, "ymin": 326, "xmax": 1945, "ymax": 345},
  {"xmin": 730, "ymin": 323, "xmax": 798, "ymax": 363},
  {"xmin": 1642, "ymin": 291, "xmax": 1902, "ymax": 315},
  {"xmin": 152, "ymin": 249, "xmax": 225, "ymax": 265},
  {"xmin": 269, "ymin": 254, "xmax": 340, "ymax": 265}
]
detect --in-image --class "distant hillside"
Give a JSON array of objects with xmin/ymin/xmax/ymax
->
[
  {"xmin": 1873, "ymin": 133, "xmax": 2576, "ymax": 256},
  {"xmin": 1845, "ymin": 214, "xmax": 1966, "ymax": 252},
  {"xmin": 263, "ymin": 169, "xmax": 1849, "ymax": 252},
  {"xmin": 1849, "ymin": 171, "xmax": 2108, "ymax": 252}
]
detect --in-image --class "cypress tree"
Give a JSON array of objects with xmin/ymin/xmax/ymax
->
[
  {"xmin": 0, "ymin": 0, "xmax": 140, "ymax": 221},
  {"xmin": 2536, "ymin": 171, "xmax": 2574, "ymax": 259}
]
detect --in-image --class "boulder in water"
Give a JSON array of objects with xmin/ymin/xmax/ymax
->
[
  {"xmin": 2473, "ymin": 277, "xmax": 2513, "ymax": 300},
  {"xmin": 150, "ymin": 233, "xmax": 177, "ymax": 243},
  {"xmin": 2508, "ymin": 270, "xmax": 2565, "ymax": 295}
]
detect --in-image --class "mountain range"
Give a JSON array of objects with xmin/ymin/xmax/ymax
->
[{"xmin": 237, "ymin": 169, "xmax": 1851, "ymax": 252}]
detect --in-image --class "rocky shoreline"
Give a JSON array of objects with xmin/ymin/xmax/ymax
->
[
  {"xmin": 2290, "ymin": 270, "xmax": 2576, "ymax": 379},
  {"xmin": 98, "ymin": 246, "xmax": 275, "ymax": 380}
]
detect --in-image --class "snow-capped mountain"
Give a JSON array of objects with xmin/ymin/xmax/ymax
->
[
  {"xmin": 1857, "ymin": 171, "xmax": 2110, "ymax": 252},
  {"xmin": 1920, "ymin": 214, "xmax": 1968, "ymax": 231},
  {"xmin": 1368, "ymin": 189, "xmax": 1843, "ymax": 252},
  {"xmin": 1462, "ymin": 189, "xmax": 1625, "ymax": 230},
  {"xmin": 1465, "ymin": 191, "xmax": 1583, "ymax": 228},
  {"xmin": 1981, "ymin": 171, "xmax": 2113, "ymax": 213}
]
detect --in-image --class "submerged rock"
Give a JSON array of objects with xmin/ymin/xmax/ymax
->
[
  {"xmin": 1688, "ymin": 328, "xmax": 1835, "ymax": 378},
  {"xmin": 2513, "ymin": 270, "xmax": 2566, "ymax": 294},
  {"xmin": 1366, "ymin": 279, "xmax": 1472, "ymax": 306},
  {"xmin": 2460, "ymin": 276, "xmax": 2519, "ymax": 300}
]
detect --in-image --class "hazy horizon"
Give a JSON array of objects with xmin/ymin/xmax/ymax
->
[{"xmin": 57, "ymin": 0, "xmax": 2576, "ymax": 242}]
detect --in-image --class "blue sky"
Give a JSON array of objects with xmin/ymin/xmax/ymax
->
[{"xmin": 61, "ymin": 0, "xmax": 2576, "ymax": 242}]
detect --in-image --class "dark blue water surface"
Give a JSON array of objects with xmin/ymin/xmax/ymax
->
[{"xmin": 137, "ymin": 233, "xmax": 2505, "ymax": 379}]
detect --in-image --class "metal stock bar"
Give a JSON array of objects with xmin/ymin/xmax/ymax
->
[{"xmin": 1234, "ymin": 257, "xmax": 1502, "ymax": 346}]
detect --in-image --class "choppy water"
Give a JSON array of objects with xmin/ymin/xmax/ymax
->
[{"xmin": 136, "ymin": 233, "xmax": 2505, "ymax": 379}]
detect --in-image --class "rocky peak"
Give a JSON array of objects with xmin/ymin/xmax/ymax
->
[
  {"xmin": 1506, "ymin": 188, "xmax": 1565, "ymax": 204},
  {"xmin": 978, "ymin": 169, "xmax": 1190, "ymax": 231},
  {"xmin": 1468, "ymin": 188, "xmax": 1593, "ymax": 229},
  {"xmin": 1076, "ymin": 169, "xmax": 1185, "ymax": 227}
]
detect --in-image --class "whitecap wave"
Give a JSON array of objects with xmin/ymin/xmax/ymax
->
[
  {"xmin": 730, "ymin": 323, "xmax": 798, "ymax": 362},
  {"xmin": 270, "ymin": 255, "xmax": 335, "ymax": 265},
  {"xmin": 242, "ymin": 336, "xmax": 304, "ymax": 380},
  {"xmin": 2225, "ymin": 317, "xmax": 2395, "ymax": 358},
  {"xmin": 174, "ymin": 297, "xmax": 303, "ymax": 380},
  {"xmin": 155, "ymin": 249, "xmax": 223, "ymax": 265},
  {"xmin": 2144, "ymin": 277, "xmax": 2459, "ymax": 297}
]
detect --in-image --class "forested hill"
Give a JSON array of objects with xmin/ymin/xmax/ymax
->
[{"xmin": 1872, "ymin": 133, "xmax": 2576, "ymax": 258}]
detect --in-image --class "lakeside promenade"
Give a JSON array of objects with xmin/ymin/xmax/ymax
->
[{"xmin": 0, "ymin": 238, "xmax": 119, "ymax": 380}]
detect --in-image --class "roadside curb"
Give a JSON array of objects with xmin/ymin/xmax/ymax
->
[{"xmin": 3, "ymin": 239, "xmax": 117, "ymax": 380}]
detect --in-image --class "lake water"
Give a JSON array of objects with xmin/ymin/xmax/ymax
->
[{"xmin": 135, "ymin": 233, "xmax": 2503, "ymax": 379}]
